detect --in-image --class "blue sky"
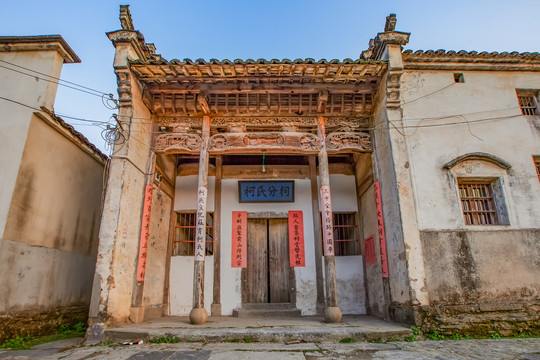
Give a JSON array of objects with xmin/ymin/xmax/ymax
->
[{"xmin": 3, "ymin": 0, "xmax": 539, "ymax": 152}]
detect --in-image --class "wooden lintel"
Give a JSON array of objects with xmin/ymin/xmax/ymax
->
[{"xmin": 144, "ymin": 82, "xmax": 377, "ymax": 94}]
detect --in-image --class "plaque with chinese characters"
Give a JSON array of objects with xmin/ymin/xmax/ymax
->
[{"xmin": 238, "ymin": 181, "xmax": 294, "ymax": 203}]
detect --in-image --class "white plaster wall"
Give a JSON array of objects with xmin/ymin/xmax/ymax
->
[
  {"xmin": 169, "ymin": 256, "xmax": 213, "ymax": 315},
  {"xmin": 171, "ymin": 175, "xmax": 366, "ymax": 316},
  {"xmin": 401, "ymin": 70, "xmax": 540, "ymax": 230},
  {"xmin": 174, "ymin": 175, "xmax": 215, "ymax": 212},
  {"xmin": 0, "ymin": 51, "xmax": 63, "ymax": 247}
]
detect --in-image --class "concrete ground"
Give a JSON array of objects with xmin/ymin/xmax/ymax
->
[{"xmin": 0, "ymin": 338, "xmax": 539, "ymax": 359}]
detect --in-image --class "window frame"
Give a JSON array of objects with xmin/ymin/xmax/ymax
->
[
  {"xmin": 457, "ymin": 177, "xmax": 510, "ymax": 226},
  {"xmin": 534, "ymin": 156, "xmax": 540, "ymax": 182},
  {"xmin": 172, "ymin": 211, "xmax": 214, "ymax": 256},
  {"xmin": 321, "ymin": 211, "xmax": 360, "ymax": 256},
  {"xmin": 516, "ymin": 90, "xmax": 539, "ymax": 116}
]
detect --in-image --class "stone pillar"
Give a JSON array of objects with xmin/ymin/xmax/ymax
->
[
  {"xmin": 317, "ymin": 115, "xmax": 342, "ymax": 323},
  {"xmin": 189, "ymin": 115, "xmax": 210, "ymax": 325}
]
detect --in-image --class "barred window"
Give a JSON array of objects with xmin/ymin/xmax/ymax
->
[
  {"xmin": 458, "ymin": 181, "xmax": 499, "ymax": 225},
  {"xmin": 321, "ymin": 212, "xmax": 359, "ymax": 256},
  {"xmin": 173, "ymin": 212, "xmax": 214, "ymax": 256},
  {"xmin": 517, "ymin": 90, "xmax": 539, "ymax": 115}
]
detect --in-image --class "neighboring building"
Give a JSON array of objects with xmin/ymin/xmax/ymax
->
[
  {"xmin": 88, "ymin": 6, "xmax": 539, "ymax": 339},
  {"xmin": 0, "ymin": 36, "xmax": 107, "ymax": 341}
]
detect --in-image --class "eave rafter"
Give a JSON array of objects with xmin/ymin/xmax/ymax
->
[{"xmin": 131, "ymin": 60, "xmax": 387, "ymax": 117}]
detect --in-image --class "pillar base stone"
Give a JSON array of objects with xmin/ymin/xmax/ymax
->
[
  {"xmin": 324, "ymin": 306, "xmax": 342, "ymax": 323},
  {"xmin": 189, "ymin": 307, "xmax": 208, "ymax": 325},
  {"xmin": 211, "ymin": 303, "xmax": 222, "ymax": 316}
]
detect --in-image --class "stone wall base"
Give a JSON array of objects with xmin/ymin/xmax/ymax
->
[
  {"xmin": 0, "ymin": 306, "xmax": 88, "ymax": 342},
  {"xmin": 390, "ymin": 301, "xmax": 540, "ymax": 337}
]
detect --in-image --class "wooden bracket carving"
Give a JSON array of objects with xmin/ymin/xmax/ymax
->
[
  {"xmin": 326, "ymin": 132, "xmax": 372, "ymax": 152},
  {"xmin": 154, "ymin": 132, "xmax": 202, "ymax": 154},
  {"xmin": 197, "ymin": 92, "xmax": 211, "ymax": 114},
  {"xmin": 318, "ymin": 90, "xmax": 329, "ymax": 113},
  {"xmin": 208, "ymin": 132, "xmax": 320, "ymax": 153}
]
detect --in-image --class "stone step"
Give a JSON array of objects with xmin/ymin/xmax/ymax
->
[
  {"xmin": 241, "ymin": 303, "xmax": 297, "ymax": 310},
  {"xmin": 232, "ymin": 308, "xmax": 302, "ymax": 318}
]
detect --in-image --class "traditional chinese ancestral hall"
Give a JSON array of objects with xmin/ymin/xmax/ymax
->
[{"xmin": 88, "ymin": 6, "xmax": 540, "ymax": 338}]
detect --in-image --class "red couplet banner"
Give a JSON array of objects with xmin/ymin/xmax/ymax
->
[
  {"xmin": 288, "ymin": 211, "xmax": 305, "ymax": 267},
  {"xmin": 231, "ymin": 211, "xmax": 247, "ymax": 268},
  {"xmin": 364, "ymin": 235, "xmax": 377, "ymax": 265},
  {"xmin": 136, "ymin": 185, "xmax": 153, "ymax": 281},
  {"xmin": 374, "ymin": 181, "xmax": 389, "ymax": 277}
]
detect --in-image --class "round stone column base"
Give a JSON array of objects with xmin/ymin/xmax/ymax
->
[
  {"xmin": 189, "ymin": 307, "xmax": 208, "ymax": 325},
  {"xmin": 324, "ymin": 306, "xmax": 342, "ymax": 323}
]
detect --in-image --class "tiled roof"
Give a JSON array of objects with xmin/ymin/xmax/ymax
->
[
  {"xmin": 403, "ymin": 49, "xmax": 540, "ymax": 60},
  {"xmin": 131, "ymin": 57, "xmax": 383, "ymax": 65}
]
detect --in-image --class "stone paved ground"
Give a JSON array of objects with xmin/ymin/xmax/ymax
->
[{"xmin": 0, "ymin": 338, "xmax": 539, "ymax": 359}]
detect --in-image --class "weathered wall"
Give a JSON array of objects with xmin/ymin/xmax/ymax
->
[
  {"xmin": 359, "ymin": 184, "xmax": 386, "ymax": 318},
  {"xmin": 88, "ymin": 63, "xmax": 153, "ymax": 326},
  {"xmin": 0, "ymin": 114, "xmax": 104, "ymax": 341},
  {"xmin": 419, "ymin": 229, "xmax": 540, "ymax": 334},
  {"xmin": 0, "ymin": 50, "xmax": 63, "ymax": 248},
  {"xmin": 141, "ymin": 185, "xmax": 172, "ymax": 318},
  {"xmin": 399, "ymin": 69, "xmax": 540, "ymax": 331},
  {"xmin": 171, "ymin": 174, "xmax": 366, "ymax": 316},
  {"xmin": 400, "ymin": 70, "xmax": 540, "ymax": 230}
]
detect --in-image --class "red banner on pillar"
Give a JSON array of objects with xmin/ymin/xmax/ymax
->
[
  {"xmin": 288, "ymin": 211, "xmax": 305, "ymax": 267},
  {"xmin": 374, "ymin": 181, "xmax": 388, "ymax": 277},
  {"xmin": 136, "ymin": 185, "xmax": 153, "ymax": 281},
  {"xmin": 320, "ymin": 185, "xmax": 334, "ymax": 256},
  {"xmin": 364, "ymin": 235, "xmax": 376, "ymax": 265},
  {"xmin": 231, "ymin": 211, "xmax": 247, "ymax": 268}
]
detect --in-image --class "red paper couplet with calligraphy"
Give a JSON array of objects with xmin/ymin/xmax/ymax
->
[
  {"xmin": 231, "ymin": 211, "xmax": 247, "ymax": 268},
  {"xmin": 320, "ymin": 185, "xmax": 334, "ymax": 256},
  {"xmin": 364, "ymin": 235, "xmax": 376, "ymax": 265},
  {"xmin": 288, "ymin": 211, "xmax": 305, "ymax": 267},
  {"xmin": 374, "ymin": 181, "xmax": 388, "ymax": 277},
  {"xmin": 136, "ymin": 185, "xmax": 153, "ymax": 281}
]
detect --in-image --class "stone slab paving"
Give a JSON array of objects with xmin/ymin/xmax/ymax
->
[{"xmin": 0, "ymin": 338, "xmax": 539, "ymax": 359}]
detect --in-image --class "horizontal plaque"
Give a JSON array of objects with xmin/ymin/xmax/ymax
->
[{"xmin": 238, "ymin": 181, "xmax": 294, "ymax": 203}]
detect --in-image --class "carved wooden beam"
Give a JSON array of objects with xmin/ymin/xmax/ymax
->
[
  {"xmin": 326, "ymin": 131, "xmax": 373, "ymax": 153},
  {"xmin": 154, "ymin": 132, "xmax": 202, "ymax": 154},
  {"xmin": 208, "ymin": 132, "xmax": 320, "ymax": 154}
]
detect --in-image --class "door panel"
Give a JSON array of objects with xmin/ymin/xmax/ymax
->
[
  {"xmin": 243, "ymin": 219, "xmax": 268, "ymax": 303},
  {"xmin": 269, "ymin": 218, "xmax": 290, "ymax": 303}
]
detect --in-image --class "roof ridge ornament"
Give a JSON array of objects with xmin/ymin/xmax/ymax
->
[
  {"xmin": 120, "ymin": 5, "xmax": 134, "ymax": 31},
  {"xmin": 362, "ymin": 13, "xmax": 410, "ymax": 60}
]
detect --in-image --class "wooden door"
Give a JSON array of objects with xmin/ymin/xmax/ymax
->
[
  {"xmin": 243, "ymin": 219, "xmax": 268, "ymax": 303},
  {"xmin": 242, "ymin": 218, "xmax": 291, "ymax": 303},
  {"xmin": 268, "ymin": 219, "xmax": 290, "ymax": 303}
]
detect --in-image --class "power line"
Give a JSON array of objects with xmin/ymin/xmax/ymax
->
[{"xmin": 0, "ymin": 59, "xmax": 112, "ymax": 97}]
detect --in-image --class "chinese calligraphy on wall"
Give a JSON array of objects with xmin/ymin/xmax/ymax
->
[
  {"xmin": 374, "ymin": 181, "xmax": 388, "ymax": 277},
  {"xmin": 288, "ymin": 211, "xmax": 305, "ymax": 267},
  {"xmin": 194, "ymin": 187, "xmax": 207, "ymax": 262},
  {"xmin": 231, "ymin": 211, "xmax": 247, "ymax": 268},
  {"xmin": 136, "ymin": 185, "xmax": 153, "ymax": 281},
  {"xmin": 320, "ymin": 185, "xmax": 335, "ymax": 256},
  {"xmin": 239, "ymin": 181, "xmax": 294, "ymax": 202}
]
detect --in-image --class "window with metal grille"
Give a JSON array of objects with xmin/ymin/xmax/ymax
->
[
  {"xmin": 517, "ymin": 90, "xmax": 539, "ymax": 115},
  {"xmin": 173, "ymin": 212, "xmax": 214, "ymax": 256},
  {"xmin": 321, "ymin": 212, "xmax": 359, "ymax": 256},
  {"xmin": 458, "ymin": 181, "xmax": 499, "ymax": 225}
]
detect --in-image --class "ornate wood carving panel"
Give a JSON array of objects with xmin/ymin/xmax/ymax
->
[
  {"xmin": 208, "ymin": 132, "xmax": 320, "ymax": 154},
  {"xmin": 326, "ymin": 132, "xmax": 372, "ymax": 152}
]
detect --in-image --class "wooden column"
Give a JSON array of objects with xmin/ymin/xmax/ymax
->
[
  {"xmin": 317, "ymin": 114, "xmax": 342, "ymax": 323},
  {"xmin": 189, "ymin": 115, "xmax": 210, "ymax": 325},
  {"xmin": 211, "ymin": 155, "xmax": 222, "ymax": 316},
  {"xmin": 309, "ymin": 155, "xmax": 325, "ymax": 314}
]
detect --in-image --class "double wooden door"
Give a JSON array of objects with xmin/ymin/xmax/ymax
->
[{"xmin": 242, "ymin": 218, "xmax": 291, "ymax": 303}]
